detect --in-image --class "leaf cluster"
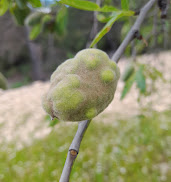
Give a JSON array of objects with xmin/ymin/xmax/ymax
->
[
  {"xmin": 0, "ymin": 0, "xmax": 135, "ymax": 44},
  {"xmin": 0, "ymin": 0, "xmax": 41, "ymax": 22},
  {"xmin": 27, "ymin": 5, "xmax": 68, "ymax": 40},
  {"xmin": 121, "ymin": 61, "xmax": 166, "ymax": 100}
]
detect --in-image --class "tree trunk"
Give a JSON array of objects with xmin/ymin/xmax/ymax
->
[
  {"xmin": 25, "ymin": 27, "xmax": 43, "ymax": 80},
  {"xmin": 153, "ymin": 5, "xmax": 158, "ymax": 47}
]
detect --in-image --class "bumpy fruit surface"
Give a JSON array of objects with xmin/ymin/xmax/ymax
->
[
  {"xmin": 42, "ymin": 49, "xmax": 120, "ymax": 121},
  {"xmin": 0, "ymin": 72, "xmax": 8, "ymax": 90}
]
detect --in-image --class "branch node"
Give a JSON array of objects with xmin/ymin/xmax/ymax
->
[
  {"xmin": 134, "ymin": 31, "xmax": 148, "ymax": 47},
  {"xmin": 134, "ymin": 30, "xmax": 142, "ymax": 40},
  {"xmin": 157, "ymin": 0, "xmax": 168, "ymax": 19},
  {"xmin": 134, "ymin": 10, "xmax": 140, "ymax": 16},
  {"xmin": 69, "ymin": 149, "xmax": 78, "ymax": 156}
]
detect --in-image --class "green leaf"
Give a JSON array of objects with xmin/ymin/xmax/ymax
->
[
  {"xmin": 90, "ymin": 12, "xmax": 122, "ymax": 48},
  {"xmin": 97, "ymin": 10, "xmax": 134, "ymax": 23},
  {"xmin": 90, "ymin": 10, "xmax": 134, "ymax": 47},
  {"xmin": 29, "ymin": 24, "xmax": 42, "ymax": 40},
  {"xmin": 121, "ymin": 0, "xmax": 129, "ymax": 10},
  {"xmin": 59, "ymin": 0, "xmax": 99, "ymax": 11},
  {"xmin": 135, "ymin": 65, "xmax": 146, "ymax": 93},
  {"xmin": 122, "ymin": 62, "xmax": 135, "ymax": 82},
  {"xmin": 0, "ymin": 0, "xmax": 9, "ymax": 16},
  {"xmin": 59, "ymin": 0, "xmax": 118, "ymax": 12},
  {"xmin": 99, "ymin": 5, "xmax": 118, "ymax": 12},
  {"xmin": 10, "ymin": 4, "xmax": 30, "ymax": 25},
  {"xmin": 55, "ymin": 6, "xmax": 68, "ymax": 35},
  {"xmin": 49, "ymin": 118, "xmax": 59, "ymax": 127},
  {"xmin": 96, "ymin": 13, "xmax": 112, "ymax": 23},
  {"xmin": 121, "ymin": 73, "xmax": 136, "ymax": 100},
  {"xmin": 28, "ymin": 0, "xmax": 42, "ymax": 8},
  {"xmin": 151, "ymin": 67, "xmax": 165, "ymax": 81},
  {"xmin": 15, "ymin": 0, "xmax": 27, "ymax": 9}
]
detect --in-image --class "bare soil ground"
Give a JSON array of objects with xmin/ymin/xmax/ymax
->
[{"xmin": 0, "ymin": 51, "xmax": 171, "ymax": 147}]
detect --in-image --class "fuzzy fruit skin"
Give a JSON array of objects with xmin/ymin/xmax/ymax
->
[{"xmin": 42, "ymin": 48, "xmax": 120, "ymax": 121}]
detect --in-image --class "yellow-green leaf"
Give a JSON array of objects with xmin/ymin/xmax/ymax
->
[
  {"xmin": 90, "ymin": 15, "xmax": 119, "ymax": 47},
  {"xmin": 99, "ymin": 5, "xmax": 118, "ymax": 12},
  {"xmin": 96, "ymin": 13, "xmax": 112, "ymax": 23},
  {"xmin": 0, "ymin": 0, "xmax": 9, "ymax": 16},
  {"xmin": 59, "ymin": 0, "xmax": 118, "ymax": 12},
  {"xmin": 90, "ymin": 10, "xmax": 134, "ymax": 47},
  {"xmin": 29, "ymin": 24, "xmax": 42, "ymax": 40},
  {"xmin": 59, "ymin": 0, "xmax": 99, "ymax": 11},
  {"xmin": 28, "ymin": 0, "xmax": 42, "ymax": 8},
  {"xmin": 121, "ymin": 0, "xmax": 129, "ymax": 10},
  {"xmin": 55, "ymin": 6, "xmax": 68, "ymax": 35}
]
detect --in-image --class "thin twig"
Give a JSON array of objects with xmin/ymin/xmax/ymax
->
[
  {"xmin": 112, "ymin": 0, "xmax": 157, "ymax": 63},
  {"xmin": 59, "ymin": 120, "xmax": 91, "ymax": 182},
  {"xmin": 59, "ymin": 0, "xmax": 157, "ymax": 181}
]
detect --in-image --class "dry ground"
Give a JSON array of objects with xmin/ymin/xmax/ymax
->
[{"xmin": 0, "ymin": 51, "xmax": 171, "ymax": 147}]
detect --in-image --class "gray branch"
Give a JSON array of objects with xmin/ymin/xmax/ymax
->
[
  {"xmin": 59, "ymin": 0, "xmax": 157, "ymax": 181},
  {"xmin": 59, "ymin": 120, "xmax": 91, "ymax": 182},
  {"xmin": 112, "ymin": 0, "xmax": 157, "ymax": 63}
]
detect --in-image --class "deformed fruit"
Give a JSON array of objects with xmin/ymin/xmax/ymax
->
[{"xmin": 42, "ymin": 48, "xmax": 120, "ymax": 121}]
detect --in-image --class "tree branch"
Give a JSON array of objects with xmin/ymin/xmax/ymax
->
[
  {"xmin": 59, "ymin": 120, "xmax": 91, "ymax": 182},
  {"xmin": 112, "ymin": 0, "xmax": 157, "ymax": 63},
  {"xmin": 59, "ymin": 0, "xmax": 157, "ymax": 181}
]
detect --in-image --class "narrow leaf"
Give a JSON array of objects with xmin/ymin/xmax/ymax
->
[
  {"xmin": 96, "ymin": 13, "xmax": 110, "ymax": 23},
  {"xmin": 55, "ymin": 6, "xmax": 68, "ymax": 35},
  {"xmin": 90, "ymin": 10, "xmax": 134, "ymax": 47},
  {"xmin": 121, "ymin": 73, "xmax": 136, "ymax": 100},
  {"xmin": 59, "ymin": 0, "xmax": 119, "ymax": 12},
  {"xmin": 135, "ymin": 65, "xmax": 146, "ymax": 93},
  {"xmin": 59, "ymin": 0, "xmax": 99, "ymax": 11},
  {"xmin": 90, "ymin": 12, "xmax": 122, "ymax": 47},
  {"xmin": 121, "ymin": 0, "xmax": 129, "ymax": 10},
  {"xmin": 29, "ymin": 24, "xmax": 42, "ymax": 40},
  {"xmin": 122, "ymin": 63, "xmax": 135, "ymax": 82},
  {"xmin": 97, "ymin": 10, "xmax": 134, "ymax": 23},
  {"xmin": 28, "ymin": 0, "xmax": 42, "ymax": 8},
  {"xmin": 0, "ymin": 0, "xmax": 9, "ymax": 16},
  {"xmin": 100, "ymin": 5, "xmax": 118, "ymax": 12}
]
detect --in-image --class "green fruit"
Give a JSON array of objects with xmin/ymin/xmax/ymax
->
[
  {"xmin": 122, "ymin": 62, "xmax": 135, "ymax": 82},
  {"xmin": 42, "ymin": 48, "xmax": 120, "ymax": 121},
  {"xmin": 0, "ymin": 72, "xmax": 8, "ymax": 90}
]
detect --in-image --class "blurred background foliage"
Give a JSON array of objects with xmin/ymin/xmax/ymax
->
[
  {"xmin": 0, "ymin": 110, "xmax": 170, "ymax": 182},
  {"xmin": 0, "ymin": 0, "xmax": 170, "ymax": 88},
  {"xmin": 0, "ymin": 1, "xmax": 171, "ymax": 182}
]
